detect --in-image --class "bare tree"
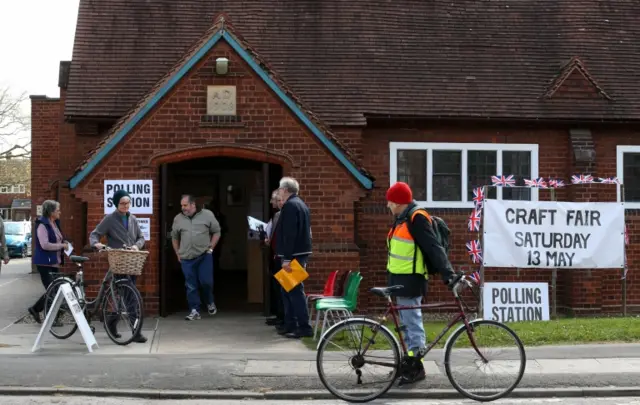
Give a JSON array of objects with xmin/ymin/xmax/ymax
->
[{"xmin": 0, "ymin": 87, "xmax": 31, "ymax": 159}]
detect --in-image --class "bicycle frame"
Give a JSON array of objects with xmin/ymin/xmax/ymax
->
[
  {"xmin": 71, "ymin": 261, "xmax": 127, "ymax": 317},
  {"xmin": 361, "ymin": 276, "xmax": 488, "ymax": 363}
]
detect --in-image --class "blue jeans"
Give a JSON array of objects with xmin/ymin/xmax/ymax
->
[
  {"xmin": 396, "ymin": 296, "xmax": 426, "ymax": 354},
  {"xmin": 280, "ymin": 256, "xmax": 312, "ymax": 333},
  {"xmin": 181, "ymin": 252, "xmax": 214, "ymax": 312}
]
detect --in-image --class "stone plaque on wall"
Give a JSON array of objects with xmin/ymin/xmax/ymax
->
[{"xmin": 207, "ymin": 85, "xmax": 237, "ymax": 115}]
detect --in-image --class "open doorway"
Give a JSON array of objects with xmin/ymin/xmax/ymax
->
[{"xmin": 159, "ymin": 156, "xmax": 283, "ymax": 316}]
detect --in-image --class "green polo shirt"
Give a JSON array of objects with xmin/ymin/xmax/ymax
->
[{"xmin": 171, "ymin": 208, "xmax": 221, "ymax": 260}]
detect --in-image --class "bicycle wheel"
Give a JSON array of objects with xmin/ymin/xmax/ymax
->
[
  {"xmin": 316, "ymin": 318, "xmax": 401, "ymax": 403},
  {"xmin": 43, "ymin": 278, "xmax": 80, "ymax": 340},
  {"xmin": 101, "ymin": 279, "xmax": 144, "ymax": 345},
  {"xmin": 444, "ymin": 319, "xmax": 526, "ymax": 402}
]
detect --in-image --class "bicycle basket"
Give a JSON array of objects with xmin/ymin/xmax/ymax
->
[{"xmin": 107, "ymin": 249, "xmax": 149, "ymax": 276}]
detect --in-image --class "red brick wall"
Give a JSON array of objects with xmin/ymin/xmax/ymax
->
[
  {"xmin": 63, "ymin": 41, "xmax": 365, "ymax": 314},
  {"xmin": 30, "ymin": 96, "xmax": 61, "ymax": 214},
  {"xmin": 356, "ymin": 123, "xmax": 640, "ymax": 315}
]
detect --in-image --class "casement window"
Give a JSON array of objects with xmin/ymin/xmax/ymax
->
[
  {"xmin": 616, "ymin": 145, "xmax": 640, "ymax": 209},
  {"xmin": 0, "ymin": 185, "xmax": 25, "ymax": 194},
  {"xmin": 389, "ymin": 142, "xmax": 539, "ymax": 208}
]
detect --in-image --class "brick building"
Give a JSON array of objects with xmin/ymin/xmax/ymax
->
[
  {"xmin": 0, "ymin": 159, "xmax": 31, "ymax": 221},
  {"xmin": 31, "ymin": 1, "xmax": 640, "ymax": 317}
]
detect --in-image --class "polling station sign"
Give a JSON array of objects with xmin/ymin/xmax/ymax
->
[
  {"xmin": 483, "ymin": 282, "xmax": 550, "ymax": 322},
  {"xmin": 482, "ymin": 200, "xmax": 624, "ymax": 269},
  {"xmin": 104, "ymin": 180, "xmax": 153, "ymax": 215}
]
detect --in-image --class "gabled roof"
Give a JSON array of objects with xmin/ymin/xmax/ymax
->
[
  {"xmin": 64, "ymin": 0, "xmax": 640, "ymax": 124},
  {"xmin": 68, "ymin": 15, "xmax": 373, "ymax": 190},
  {"xmin": 544, "ymin": 56, "xmax": 612, "ymax": 100}
]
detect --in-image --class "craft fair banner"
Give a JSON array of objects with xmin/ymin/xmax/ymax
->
[{"xmin": 482, "ymin": 200, "xmax": 624, "ymax": 269}]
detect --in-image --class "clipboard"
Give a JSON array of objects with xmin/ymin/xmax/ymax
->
[{"xmin": 274, "ymin": 258, "xmax": 309, "ymax": 292}]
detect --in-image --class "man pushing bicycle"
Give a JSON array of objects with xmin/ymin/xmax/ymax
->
[{"xmin": 385, "ymin": 182, "xmax": 456, "ymax": 385}]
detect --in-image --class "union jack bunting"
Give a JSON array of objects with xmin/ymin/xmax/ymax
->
[
  {"xmin": 466, "ymin": 240, "xmax": 483, "ymax": 264},
  {"xmin": 524, "ymin": 177, "xmax": 548, "ymax": 188},
  {"xmin": 599, "ymin": 177, "xmax": 620, "ymax": 184},
  {"xmin": 472, "ymin": 187, "xmax": 485, "ymax": 207},
  {"xmin": 468, "ymin": 209, "xmax": 481, "ymax": 232},
  {"xmin": 571, "ymin": 174, "xmax": 594, "ymax": 184},
  {"xmin": 491, "ymin": 174, "xmax": 516, "ymax": 187},
  {"xmin": 625, "ymin": 225, "xmax": 629, "ymax": 246},
  {"xmin": 469, "ymin": 270, "xmax": 481, "ymax": 284},
  {"xmin": 548, "ymin": 178, "xmax": 565, "ymax": 188}
]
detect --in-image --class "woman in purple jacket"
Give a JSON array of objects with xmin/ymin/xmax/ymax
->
[{"xmin": 28, "ymin": 200, "xmax": 69, "ymax": 323}]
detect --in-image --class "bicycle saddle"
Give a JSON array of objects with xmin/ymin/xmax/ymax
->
[
  {"xmin": 370, "ymin": 285, "xmax": 404, "ymax": 298},
  {"xmin": 70, "ymin": 255, "xmax": 90, "ymax": 263}
]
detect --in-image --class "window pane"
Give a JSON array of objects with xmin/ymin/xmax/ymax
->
[
  {"xmin": 396, "ymin": 150, "xmax": 427, "ymax": 201},
  {"xmin": 502, "ymin": 151, "xmax": 531, "ymax": 200},
  {"xmin": 467, "ymin": 151, "xmax": 497, "ymax": 200},
  {"xmin": 433, "ymin": 150, "xmax": 462, "ymax": 201},
  {"xmin": 623, "ymin": 153, "xmax": 640, "ymax": 202}
]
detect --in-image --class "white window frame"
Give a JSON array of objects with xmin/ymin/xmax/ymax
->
[
  {"xmin": 390, "ymin": 142, "xmax": 539, "ymax": 208},
  {"xmin": 616, "ymin": 145, "xmax": 640, "ymax": 209}
]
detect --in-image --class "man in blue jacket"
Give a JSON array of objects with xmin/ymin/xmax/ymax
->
[{"xmin": 274, "ymin": 177, "xmax": 313, "ymax": 339}]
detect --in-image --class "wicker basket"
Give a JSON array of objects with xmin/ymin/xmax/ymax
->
[{"xmin": 107, "ymin": 249, "xmax": 149, "ymax": 276}]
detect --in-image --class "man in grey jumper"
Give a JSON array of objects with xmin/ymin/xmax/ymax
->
[{"xmin": 90, "ymin": 189, "xmax": 147, "ymax": 343}]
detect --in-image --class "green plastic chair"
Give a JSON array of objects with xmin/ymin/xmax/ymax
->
[{"xmin": 314, "ymin": 272, "xmax": 362, "ymax": 340}]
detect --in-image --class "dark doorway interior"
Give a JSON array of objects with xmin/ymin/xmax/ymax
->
[{"xmin": 161, "ymin": 157, "xmax": 282, "ymax": 315}]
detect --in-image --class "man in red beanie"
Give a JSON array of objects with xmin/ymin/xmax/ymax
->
[{"xmin": 385, "ymin": 181, "xmax": 455, "ymax": 385}]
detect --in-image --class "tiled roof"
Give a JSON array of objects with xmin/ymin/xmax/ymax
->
[
  {"xmin": 68, "ymin": 15, "xmax": 374, "ymax": 189},
  {"xmin": 65, "ymin": 0, "xmax": 640, "ymax": 124}
]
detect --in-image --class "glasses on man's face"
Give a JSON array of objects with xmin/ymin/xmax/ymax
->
[{"xmin": 119, "ymin": 202, "xmax": 131, "ymax": 207}]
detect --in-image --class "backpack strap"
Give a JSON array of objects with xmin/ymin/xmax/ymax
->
[{"xmin": 407, "ymin": 206, "xmax": 433, "ymax": 274}]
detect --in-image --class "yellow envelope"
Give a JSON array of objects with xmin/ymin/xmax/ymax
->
[{"xmin": 274, "ymin": 258, "xmax": 309, "ymax": 292}]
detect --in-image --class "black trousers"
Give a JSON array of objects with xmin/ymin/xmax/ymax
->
[
  {"xmin": 269, "ymin": 256, "xmax": 284, "ymax": 320},
  {"xmin": 32, "ymin": 265, "xmax": 57, "ymax": 313}
]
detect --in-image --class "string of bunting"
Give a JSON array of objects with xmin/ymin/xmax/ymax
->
[{"xmin": 465, "ymin": 174, "xmax": 628, "ymax": 280}]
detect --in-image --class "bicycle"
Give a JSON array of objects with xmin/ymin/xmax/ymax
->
[
  {"xmin": 43, "ymin": 246, "xmax": 146, "ymax": 346},
  {"xmin": 315, "ymin": 272, "xmax": 526, "ymax": 403}
]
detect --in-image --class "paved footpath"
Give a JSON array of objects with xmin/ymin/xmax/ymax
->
[{"xmin": 0, "ymin": 258, "xmax": 41, "ymax": 332}]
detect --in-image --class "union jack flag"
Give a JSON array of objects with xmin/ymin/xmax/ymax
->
[
  {"xmin": 571, "ymin": 174, "xmax": 594, "ymax": 184},
  {"xmin": 623, "ymin": 252, "xmax": 628, "ymax": 280},
  {"xmin": 468, "ymin": 209, "xmax": 481, "ymax": 232},
  {"xmin": 599, "ymin": 177, "xmax": 620, "ymax": 184},
  {"xmin": 469, "ymin": 270, "xmax": 481, "ymax": 284},
  {"xmin": 548, "ymin": 178, "xmax": 565, "ymax": 188},
  {"xmin": 466, "ymin": 240, "xmax": 483, "ymax": 264},
  {"xmin": 472, "ymin": 187, "xmax": 485, "ymax": 207},
  {"xmin": 491, "ymin": 174, "xmax": 516, "ymax": 187},
  {"xmin": 625, "ymin": 225, "xmax": 629, "ymax": 246},
  {"xmin": 524, "ymin": 178, "xmax": 548, "ymax": 188}
]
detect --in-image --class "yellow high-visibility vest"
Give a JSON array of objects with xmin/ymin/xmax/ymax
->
[{"xmin": 387, "ymin": 209, "xmax": 430, "ymax": 279}]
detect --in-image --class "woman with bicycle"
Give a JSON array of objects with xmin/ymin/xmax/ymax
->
[
  {"xmin": 28, "ymin": 200, "xmax": 70, "ymax": 324},
  {"xmin": 89, "ymin": 189, "xmax": 147, "ymax": 343}
]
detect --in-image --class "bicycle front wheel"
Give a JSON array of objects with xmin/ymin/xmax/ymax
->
[
  {"xmin": 316, "ymin": 318, "xmax": 401, "ymax": 403},
  {"xmin": 43, "ymin": 278, "xmax": 81, "ymax": 340},
  {"xmin": 101, "ymin": 280, "xmax": 144, "ymax": 345},
  {"xmin": 444, "ymin": 319, "xmax": 526, "ymax": 402}
]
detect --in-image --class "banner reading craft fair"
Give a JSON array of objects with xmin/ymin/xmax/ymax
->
[
  {"xmin": 104, "ymin": 180, "xmax": 153, "ymax": 215},
  {"xmin": 482, "ymin": 199, "xmax": 625, "ymax": 269}
]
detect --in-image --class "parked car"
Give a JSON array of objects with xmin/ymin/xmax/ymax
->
[{"xmin": 4, "ymin": 221, "xmax": 32, "ymax": 258}]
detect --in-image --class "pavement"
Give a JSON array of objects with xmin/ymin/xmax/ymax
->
[{"xmin": 2, "ymin": 258, "xmax": 640, "ymax": 401}]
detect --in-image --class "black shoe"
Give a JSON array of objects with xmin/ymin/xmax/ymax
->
[
  {"xmin": 398, "ymin": 359, "xmax": 426, "ymax": 386},
  {"xmin": 133, "ymin": 334, "xmax": 147, "ymax": 343},
  {"xmin": 28, "ymin": 307, "xmax": 41, "ymax": 324},
  {"xmin": 276, "ymin": 326, "xmax": 294, "ymax": 335},
  {"xmin": 266, "ymin": 317, "xmax": 282, "ymax": 326},
  {"xmin": 106, "ymin": 318, "xmax": 122, "ymax": 339},
  {"xmin": 285, "ymin": 329, "xmax": 314, "ymax": 339}
]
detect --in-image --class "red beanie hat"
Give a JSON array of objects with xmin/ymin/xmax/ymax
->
[{"xmin": 386, "ymin": 182, "xmax": 413, "ymax": 204}]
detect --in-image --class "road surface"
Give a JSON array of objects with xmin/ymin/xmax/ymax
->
[
  {"xmin": 0, "ymin": 258, "xmax": 40, "ymax": 331},
  {"xmin": 1, "ymin": 396, "xmax": 639, "ymax": 404}
]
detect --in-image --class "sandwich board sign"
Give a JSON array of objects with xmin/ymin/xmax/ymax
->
[{"xmin": 32, "ymin": 283, "xmax": 98, "ymax": 353}]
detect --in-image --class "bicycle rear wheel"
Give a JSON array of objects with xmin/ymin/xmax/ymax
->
[
  {"xmin": 316, "ymin": 318, "xmax": 401, "ymax": 403},
  {"xmin": 43, "ymin": 278, "xmax": 81, "ymax": 340},
  {"xmin": 444, "ymin": 319, "xmax": 526, "ymax": 402},
  {"xmin": 101, "ymin": 279, "xmax": 144, "ymax": 345}
]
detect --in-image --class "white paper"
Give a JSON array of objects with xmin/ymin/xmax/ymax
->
[{"xmin": 64, "ymin": 242, "xmax": 73, "ymax": 257}]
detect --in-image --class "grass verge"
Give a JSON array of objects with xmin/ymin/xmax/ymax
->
[{"xmin": 302, "ymin": 316, "xmax": 640, "ymax": 350}]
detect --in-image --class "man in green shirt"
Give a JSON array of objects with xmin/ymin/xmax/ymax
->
[{"xmin": 171, "ymin": 194, "xmax": 221, "ymax": 321}]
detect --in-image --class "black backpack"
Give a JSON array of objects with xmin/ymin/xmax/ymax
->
[{"xmin": 408, "ymin": 207, "xmax": 451, "ymax": 275}]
